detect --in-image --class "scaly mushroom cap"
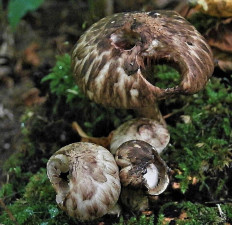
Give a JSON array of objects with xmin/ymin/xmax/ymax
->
[
  {"xmin": 110, "ymin": 118, "xmax": 170, "ymax": 155},
  {"xmin": 115, "ymin": 140, "xmax": 169, "ymax": 195},
  {"xmin": 47, "ymin": 142, "xmax": 121, "ymax": 221},
  {"xmin": 72, "ymin": 10, "xmax": 214, "ymax": 109}
]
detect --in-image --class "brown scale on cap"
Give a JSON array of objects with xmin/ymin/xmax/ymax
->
[
  {"xmin": 72, "ymin": 11, "xmax": 214, "ymax": 111},
  {"xmin": 47, "ymin": 142, "xmax": 121, "ymax": 221}
]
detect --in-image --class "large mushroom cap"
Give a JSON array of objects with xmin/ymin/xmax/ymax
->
[
  {"xmin": 47, "ymin": 142, "xmax": 121, "ymax": 221},
  {"xmin": 72, "ymin": 10, "xmax": 214, "ymax": 109}
]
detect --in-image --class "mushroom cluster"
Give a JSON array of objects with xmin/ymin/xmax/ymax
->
[{"xmin": 47, "ymin": 10, "xmax": 214, "ymax": 221}]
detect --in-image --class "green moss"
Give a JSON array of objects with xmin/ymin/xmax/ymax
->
[
  {"xmin": 164, "ymin": 77, "xmax": 232, "ymax": 193},
  {"xmin": 153, "ymin": 65, "xmax": 180, "ymax": 89},
  {"xmin": 158, "ymin": 201, "xmax": 232, "ymax": 225},
  {"xmin": 41, "ymin": 54, "xmax": 82, "ymax": 104},
  {"xmin": 0, "ymin": 169, "xmax": 77, "ymax": 225},
  {"xmin": 115, "ymin": 215, "xmax": 155, "ymax": 225}
]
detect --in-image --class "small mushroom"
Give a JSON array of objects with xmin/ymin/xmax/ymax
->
[
  {"xmin": 115, "ymin": 140, "xmax": 169, "ymax": 195},
  {"xmin": 110, "ymin": 117, "xmax": 170, "ymax": 155},
  {"xmin": 47, "ymin": 142, "xmax": 121, "ymax": 221},
  {"xmin": 72, "ymin": 10, "xmax": 214, "ymax": 122}
]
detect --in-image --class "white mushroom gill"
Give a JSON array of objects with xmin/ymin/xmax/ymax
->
[
  {"xmin": 47, "ymin": 142, "xmax": 121, "ymax": 221},
  {"xmin": 143, "ymin": 163, "xmax": 159, "ymax": 190},
  {"xmin": 115, "ymin": 140, "xmax": 169, "ymax": 195}
]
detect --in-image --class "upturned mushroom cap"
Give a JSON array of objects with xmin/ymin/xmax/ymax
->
[
  {"xmin": 47, "ymin": 142, "xmax": 121, "ymax": 221},
  {"xmin": 115, "ymin": 140, "xmax": 169, "ymax": 195},
  {"xmin": 110, "ymin": 118, "xmax": 170, "ymax": 155},
  {"xmin": 72, "ymin": 10, "xmax": 214, "ymax": 109}
]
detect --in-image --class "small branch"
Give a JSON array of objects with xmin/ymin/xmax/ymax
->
[
  {"xmin": 0, "ymin": 198, "xmax": 19, "ymax": 225},
  {"xmin": 205, "ymin": 199, "xmax": 232, "ymax": 204},
  {"xmin": 163, "ymin": 103, "xmax": 189, "ymax": 119},
  {"xmin": 72, "ymin": 121, "xmax": 89, "ymax": 138}
]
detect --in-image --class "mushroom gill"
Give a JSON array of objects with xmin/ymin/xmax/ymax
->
[
  {"xmin": 47, "ymin": 142, "xmax": 121, "ymax": 221},
  {"xmin": 72, "ymin": 10, "xmax": 214, "ymax": 110}
]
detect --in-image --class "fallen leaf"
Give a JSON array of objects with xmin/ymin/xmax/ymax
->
[
  {"xmin": 22, "ymin": 87, "xmax": 46, "ymax": 106},
  {"xmin": 192, "ymin": 177, "xmax": 198, "ymax": 185},
  {"xmin": 23, "ymin": 43, "xmax": 40, "ymax": 67},
  {"xmin": 195, "ymin": 0, "xmax": 232, "ymax": 18},
  {"xmin": 196, "ymin": 143, "xmax": 205, "ymax": 148},
  {"xmin": 163, "ymin": 217, "xmax": 175, "ymax": 224},
  {"xmin": 180, "ymin": 115, "xmax": 191, "ymax": 124},
  {"xmin": 213, "ymin": 48, "xmax": 232, "ymax": 73},
  {"xmin": 206, "ymin": 18, "xmax": 232, "ymax": 53},
  {"xmin": 142, "ymin": 210, "xmax": 153, "ymax": 216},
  {"xmin": 172, "ymin": 182, "xmax": 181, "ymax": 189},
  {"xmin": 179, "ymin": 211, "xmax": 188, "ymax": 220}
]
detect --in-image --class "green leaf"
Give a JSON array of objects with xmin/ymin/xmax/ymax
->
[{"xmin": 8, "ymin": 0, "xmax": 44, "ymax": 29}]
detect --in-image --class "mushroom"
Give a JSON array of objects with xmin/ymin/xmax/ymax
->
[
  {"xmin": 110, "ymin": 117, "xmax": 170, "ymax": 155},
  {"xmin": 47, "ymin": 142, "xmax": 121, "ymax": 221},
  {"xmin": 115, "ymin": 140, "xmax": 169, "ymax": 211},
  {"xmin": 115, "ymin": 140, "xmax": 169, "ymax": 195},
  {"xmin": 72, "ymin": 10, "xmax": 214, "ymax": 123}
]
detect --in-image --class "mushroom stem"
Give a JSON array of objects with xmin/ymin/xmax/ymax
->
[{"xmin": 134, "ymin": 103, "xmax": 166, "ymax": 126}]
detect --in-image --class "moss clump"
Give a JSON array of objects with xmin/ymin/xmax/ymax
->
[
  {"xmin": 158, "ymin": 201, "xmax": 232, "ymax": 225},
  {"xmin": 115, "ymin": 215, "xmax": 155, "ymax": 225},
  {"xmin": 164, "ymin": 77, "xmax": 232, "ymax": 194},
  {"xmin": 0, "ymin": 169, "xmax": 77, "ymax": 225},
  {"xmin": 41, "ymin": 54, "xmax": 82, "ymax": 104}
]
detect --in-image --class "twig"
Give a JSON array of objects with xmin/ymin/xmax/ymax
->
[
  {"xmin": 163, "ymin": 103, "xmax": 189, "ymax": 119},
  {"xmin": 205, "ymin": 199, "xmax": 232, "ymax": 204},
  {"xmin": 0, "ymin": 198, "xmax": 19, "ymax": 225},
  {"xmin": 72, "ymin": 121, "xmax": 89, "ymax": 138}
]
